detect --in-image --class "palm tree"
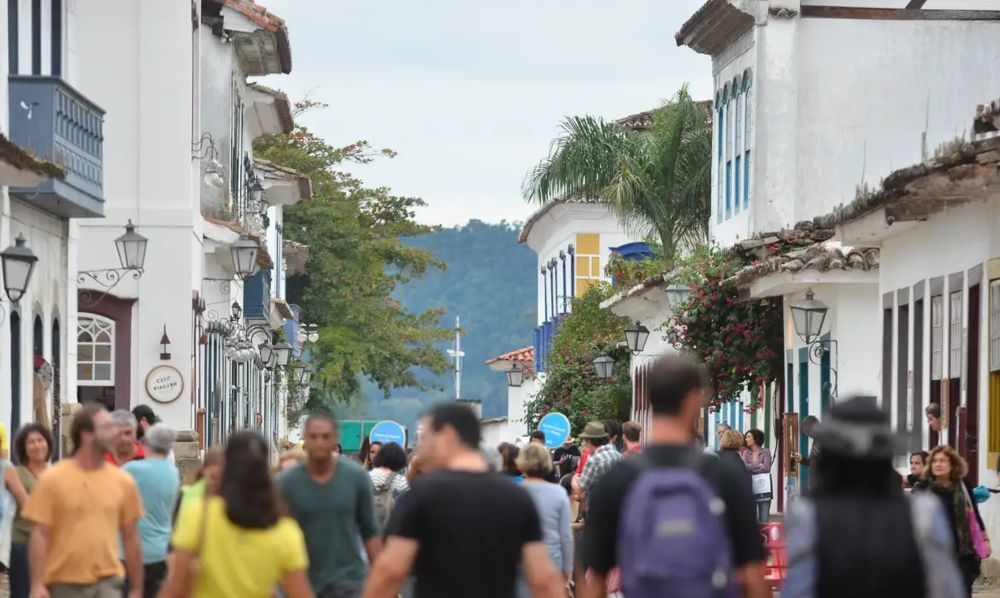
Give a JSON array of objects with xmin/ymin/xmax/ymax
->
[{"xmin": 523, "ymin": 86, "xmax": 712, "ymax": 266}]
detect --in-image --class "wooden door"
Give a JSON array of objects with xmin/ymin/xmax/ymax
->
[{"xmin": 966, "ymin": 284, "xmax": 981, "ymax": 484}]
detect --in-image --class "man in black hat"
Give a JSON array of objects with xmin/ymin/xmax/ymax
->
[{"xmin": 577, "ymin": 421, "xmax": 622, "ymax": 506}]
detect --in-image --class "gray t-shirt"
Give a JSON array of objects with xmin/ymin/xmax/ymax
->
[{"xmin": 278, "ymin": 458, "xmax": 378, "ymax": 593}]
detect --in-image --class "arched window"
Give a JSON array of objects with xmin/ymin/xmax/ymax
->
[
  {"xmin": 734, "ymin": 76, "xmax": 742, "ymax": 215},
  {"xmin": 715, "ymin": 90, "xmax": 724, "ymax": 222},
  {"xmin": 77, "ymin": 315, "xmax": 114, "ymax": 385}
]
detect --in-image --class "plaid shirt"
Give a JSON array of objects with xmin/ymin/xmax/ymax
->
[{"xmin": 578, "ymin": 444, "xmax": 622, "ymax": 494}]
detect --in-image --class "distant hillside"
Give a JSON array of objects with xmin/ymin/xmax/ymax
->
[{"xmin": 331, "ymin": 220, "xmax": 537, "ymax": 434}]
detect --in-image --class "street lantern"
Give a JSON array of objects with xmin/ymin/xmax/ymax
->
[
  {"xmin": 258, "ymin": 341, "xmax": 274, "ymax": 365},
  {"xmin": 295, "ymin": 362, "xmax": 313, "ymax": 386},
  {"xmin": 665, "ymin": 283, "xmax": 692, "ymax": 310},
  {"xmin": 506, "ymin": 362, "xmax": 524, "ymax": 388},
  {"xmin": 593, "ymin": 353, "xmax": 614, "ymax": 380},
  {"xmin": 624, "ymin": 321, "xmax": 650, "ymax": 355},
  {"xmin": 248, "ymin": 177, "xmax": 266, "ymax": 206},
  {"xmin": 1, "ymin": 234, "xmax": 38, "ymax": 303},
  {"xmin": 231, "ymin": 301, "xmax": 243, "ymax": 321},
  {"xmin": 114, "ymin": 220, "xmax": 148, "ymax": 271},
  {"xmin": 790, "ymin": 288, "xmax": 829, "ymax": 345},
  {"xmin": 230, "ymin": 236, "xmax": 260, "ymax": 280},
  {"xmin": 273, "ymin": 341, "xmax": 292, "ymax": 366},
  {"xmin": 265, "ymin": 350, "xmax": 278, "ymax": 370}
]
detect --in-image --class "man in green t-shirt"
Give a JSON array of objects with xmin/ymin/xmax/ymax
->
[{"xmin": 278, "ymin": 413, "xmax": 381, "ymax": 598}]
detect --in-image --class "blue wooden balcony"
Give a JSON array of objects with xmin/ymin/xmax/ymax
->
[
  {"xmin": 242, "ymin": 270, "xmax": 272, "ymax": 321},
  {"xmin": 8, "ymin": 76, "xmax": 105, "ymax": 218}
]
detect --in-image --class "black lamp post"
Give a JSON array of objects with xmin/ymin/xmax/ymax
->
[
  {"xmin": 624, "ymin": 321, "xmax": 650, "ymax": 354},
  {"xmin": 1, "ymin": 234, "xmax": 38, "ymax": 303}
]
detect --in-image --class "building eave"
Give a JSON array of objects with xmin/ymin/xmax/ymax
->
[
  {"xmin": 0, "ymin": 134, "xmax": 65, "ymax": 186},
  {"xmin": 675, "ymin": 0, "xmax": 755, "ymax": 56},
  {"xmin": 282, "ymin": 239, "xmax": 309, "ymax": 276},
  {"xmin": 247, "ymin": 83, "xmax": 294, "ymax": 136},
  {"xmin": 813, "ymin": 136, "xmax": 1000, "ymax": 235},
  {"xmin": 207, "ymin": 0, "xmax": 292, "ymax": 75},
  {"xmin": 600, "ymin": 274, "xmax": 666, "ymax": 311},
  {"xmin": 254, "ymin": 158, "xmax": 312, "ymax": 205}
]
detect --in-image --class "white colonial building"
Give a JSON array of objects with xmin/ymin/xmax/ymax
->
[
  {"xmin": 69, "ymin": 0, "xmax": 309, "ymax": 454},
  {"xmin": 677, "ymin": 0, "xmax": 1000, "ymax": 503},
  {"xmin": 1, "ymin": 0, "xmax": 106, "ymax": 452}
]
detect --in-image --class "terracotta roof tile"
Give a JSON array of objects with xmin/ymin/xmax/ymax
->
[
  {"xmin": 486, "ymin": 346, "xmax": 534, "ymax": 365},
  {"xmin": 206, "ymin": 0, "xmax": 291, "ymax": 74},
  {"xmin": 722, "ymin": 243, "xmax": 879, "ymax": 290}
]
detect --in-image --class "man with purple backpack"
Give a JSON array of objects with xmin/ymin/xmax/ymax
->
[{"xmin": 580, "ymin": 354, "xmax": 768, "ymax": 598}]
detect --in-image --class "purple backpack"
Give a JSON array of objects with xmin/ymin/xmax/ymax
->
[{"xmin": 617, "ymin": 458, "xmax": 738, "ymax": 598}]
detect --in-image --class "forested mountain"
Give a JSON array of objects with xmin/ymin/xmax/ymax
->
[{"xmin": 331, "ymin": 220, "xmax": 537, "ymax": 433}]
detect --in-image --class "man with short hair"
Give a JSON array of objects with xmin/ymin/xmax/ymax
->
[
  {"xmin": 553, "ymin": 437, "xmax": 581, "ymax": 480},
  {"xmin": 25, "ymin": 402, "xmax": 144, "ymax": 598},
  {"xmin": 105, "ymin": 409, "xmax": 145, "ymax": 466},
  {"xmin": 716, "ymin": 422, "xmax": 732, "ymax": 447},
  {"xmin": 364, "ymin": 404, "xmax": 563, "ymax": 598},
  {"xmin": 580, "ymin": 355, "xmax": 767, "ymax": 598},
  {"xmin": 279, "ymin": 412, "xmax": 380, "ymax": 598},
  {"xmin": 621, "ymin": 422, "xmax": 642, "ymax": 456},
  {"xmin": 529, "ymin": 430, "xmax": 546, "ymax": 446},
  {"xmin": 123, "ymin": 424, "xmax": 179, "ymax": 598}
]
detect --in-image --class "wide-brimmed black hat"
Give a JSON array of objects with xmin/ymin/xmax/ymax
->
[{"xmin": 809, "ymin": 396, "xmax": 909, "ymax": 460}]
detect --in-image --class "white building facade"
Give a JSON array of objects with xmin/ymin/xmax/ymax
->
[
  {"xmin": 69, "ymin": 0, "xmax": 307, "ymax": 453},
  {"xmin": 677, "ymin": 0, "xmax": 1000, "ymax": 502}
]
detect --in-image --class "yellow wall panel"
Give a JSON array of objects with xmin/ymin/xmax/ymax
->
[
  {"xmin": 576, "ymin": 233, "xmax": 600, "ymax": 255},
  {"xmin": 591, "ymin": 257, "xmax": 600, "ymax": 276},
  {"xmin": 576, "ymin": 256, "xmax": 590, "ymax": 277},
  {"xmin": 576, "ymin": 278, "xmax": 595, "ymax": 297}
]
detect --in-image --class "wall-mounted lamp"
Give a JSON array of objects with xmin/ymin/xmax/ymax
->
[{"xmin": 159, "ymin": 325, "xmax": 171, "ymax": 360}]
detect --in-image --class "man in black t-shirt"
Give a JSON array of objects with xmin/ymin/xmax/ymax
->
[
  {"xmin": 580, "ymin": 354, "xmax": 768, "ymax": 598},
  {"xmin": 364, "ymin": 403, "xmax": 564, "ymax": 598},
  {"xmin": 553, "ymin": 438, "xmax": 581, "ymax": 479}
]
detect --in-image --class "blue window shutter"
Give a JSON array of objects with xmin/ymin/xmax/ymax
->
[
  {"xmin": 725, "ymin": 162, "xmax": 732, "ymax": 219},
  {"xmin": 744, "ymin": 150, "xmax": 751, "ymax": 208},
  {"xmin": 734, "ymin": 155, "xmax": 741, "ymax": 214}
]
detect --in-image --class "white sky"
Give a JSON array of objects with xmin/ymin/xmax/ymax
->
[{"xmin": 260, "ymin": 0, "xmax": 713, "ymax": 226}]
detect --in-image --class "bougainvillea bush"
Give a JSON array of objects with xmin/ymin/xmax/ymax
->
[
  {"xmin": 525, "ymin": 283, "xmax": 632, "ymax": 433},
  {"xmin": 664, "ymin": 248, "xmax": 783, "ymax": 409}
]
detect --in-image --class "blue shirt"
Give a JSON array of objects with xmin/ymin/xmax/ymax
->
[{"xmin": 124, "ymin": 458, "xmax": 179, "ymax": 564}]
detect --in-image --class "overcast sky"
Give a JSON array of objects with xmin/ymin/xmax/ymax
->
[{"xmin": 261, "ymin": 0, "xmax": 713, "ymax": 227}]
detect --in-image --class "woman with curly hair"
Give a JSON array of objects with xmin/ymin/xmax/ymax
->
[
  {"xmin": 160, "ymin": 432, "xmax": 313, "ymax": 598},
  {"xmin": 917, "ymin": 445, "xmax": 990, "ymax": 596}
]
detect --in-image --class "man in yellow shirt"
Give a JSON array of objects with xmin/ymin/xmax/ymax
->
[{"xmin": 23, "ymin": 402, "xmax": 144, "ymax": 598}]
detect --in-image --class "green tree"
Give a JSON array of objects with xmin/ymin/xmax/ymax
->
[
  {"xmin": 523, "ymin": 86, "xmax": 711, "ymax": 265},
  {"xmin": 255, "ymin": 104, "xmax": 451, "ymax": 416},
  {"xmin": 526, "ymin": 283, "xmax": 632, "ymax": 433}
]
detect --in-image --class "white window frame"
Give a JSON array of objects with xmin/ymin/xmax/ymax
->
[
  {"xmin": 77, "ymin": 315, "xmax": 115, "ymax": 386},
  {"xmin": 949, "ymin": 291, "xmax": 962, "ymax": 378},
  {"xmin": 991, "ymin": 281, "xmax": 1000, "ymax": 372},
  {"xmin": 931, "ymin": 295, "xmax": 943, "ymax": 380}
]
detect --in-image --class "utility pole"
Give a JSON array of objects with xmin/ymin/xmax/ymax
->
[{"xmin": 446, "ymin": 316, "xmax": 464, "ymax": 401}]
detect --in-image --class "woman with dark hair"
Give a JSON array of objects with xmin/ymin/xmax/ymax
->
[
  {"xmin": 785, "ymin": 397, "xmax": 964, "ymax": 598},
  {"xmin": 498, "ymin": 443, "xmax": 523, "ymax": 481},
  {"xmin": 917, "ymin": 445, "xmax": 989, "ymax": 596},
  {"xmin": 9, "ymin": 423, "xmax": 51, "ymax": 598},
  {"xmin": 370, "ymin": 442, "xmax": 410, "ymax": 528},
  {"xmin": 161, "ymin": 432, "xmax": 313, "ymax": 598},
  {"xmin": 742, "ymin": 428, "xmax": 772, "ymax": 523}
]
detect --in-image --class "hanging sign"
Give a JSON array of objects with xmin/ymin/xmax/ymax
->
[
  {"xmin": 369, "ymin": 420, "xmax": 407, "ymax": 446},
  {"xmin": 145, "ymin": 365, "xmax": 184, "ymax": 403},
  {"xmin": 537, "ymin": 412, "xmax": 572, "ymax": 449}
]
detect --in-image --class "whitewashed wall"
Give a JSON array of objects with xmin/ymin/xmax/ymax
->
[{"xmin": 74, "ymin": 1, "xmax": 199, "ymax": 431}]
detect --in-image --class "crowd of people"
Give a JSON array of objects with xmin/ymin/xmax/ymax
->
[{"xmin": 0, "ymin": 352, "xmax": 990, "ymax": 598}]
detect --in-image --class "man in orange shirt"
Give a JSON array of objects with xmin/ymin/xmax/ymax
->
[
  {"xmin": 25, "ymin": 402, "xmax": 144, "ymax": 598},
  {"xmin": 104, "ymin": 409, "xmax": 145, "ymax": 466}
]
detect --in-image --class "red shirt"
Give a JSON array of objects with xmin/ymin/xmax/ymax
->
[
  {"xmin": 576, "ymin": 449, "xmax": 591, "ymax": 475},
  {"xmin": 104, "ymin": 441, "xmax": 145, "ymax": 466}
]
